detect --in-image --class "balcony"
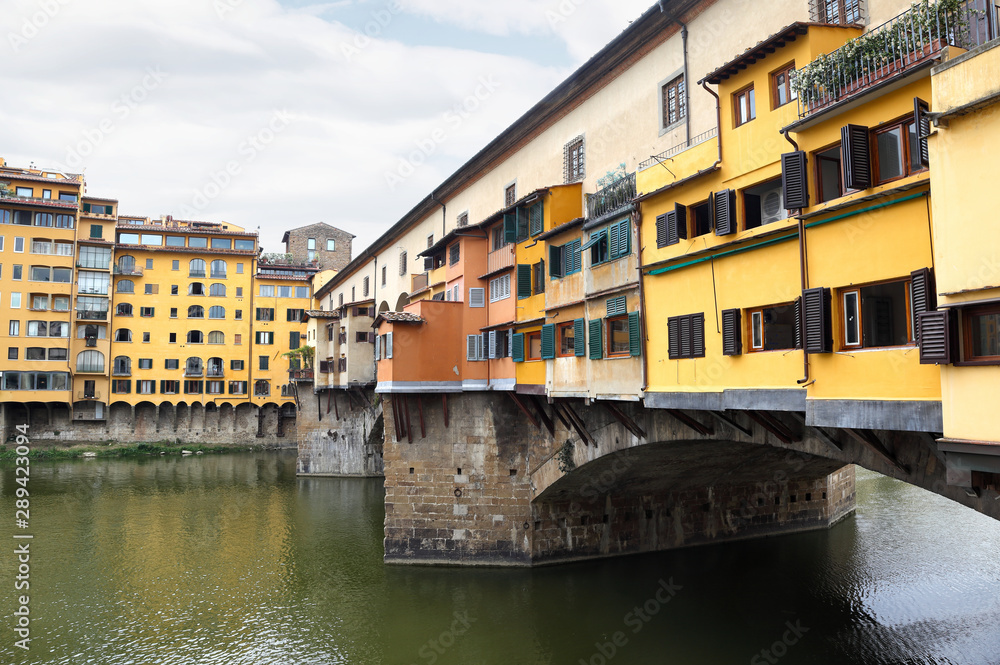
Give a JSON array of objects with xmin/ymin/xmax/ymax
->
[
  {"xmin": 586, "ymin": 172, "xmax": 636, "ymax": 221},
  {"xmin": 411, "ymin": 272, "xmax": 429, "ymax": 293},
  {"xmin": 113, "ymin": 265, "xmax": 143, "ymax": 276},
  {"xmin": 796, "ymin": 0, "xmax": 998, "ymax": 117},
  {"xmin": 185, "ymin": 369, "xmax": 204, "ymax": 377},
  {"xmin": 638, "ymin": 128, "xmax": 718, "ymax": 170},
  {"xmin": 207, "ymin": 369, "xmax": 225, "ymax": 378},
  {"xmin": 76, "ymin": 364, "xmax": 105, "ymax": 374},
  {"xmin": 76, "ymin": 391, "xmax": 101, "ymax": 400},
  {"xmin": 289, "ymin": 369, "xmax": 314, "ymax": 381},
  {"xmin": 112, "ymin": 369, "xmax": 131, "ymax": 377},
  {"xmin": 188, "ymin": 270, "xmax": 206, "ymax": 278},
  {"xmin": 487, "ymin": 244, "xmax": 515, "ymax": 275}
]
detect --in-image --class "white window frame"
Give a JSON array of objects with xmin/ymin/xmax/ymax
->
[
  {"xmin": 489, "ymin": 274, "xmax": 511, "ymax": 303},
  {"xmin": 469, "ymin": 288, "xmax": 485, "ymax": 308},
  {"xmin": 843, "ymin": 290, "xmax": 861, "ymax": 347}
]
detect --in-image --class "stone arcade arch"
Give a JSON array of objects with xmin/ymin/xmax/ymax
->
[{"xmin": 134, "ymin": 401, "xmax": 157, "ymax": 437}]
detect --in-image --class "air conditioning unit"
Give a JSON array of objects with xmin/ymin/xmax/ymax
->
[{"xmin": 760, "ymin": 183, "xmax": 785, "ymax": 224}]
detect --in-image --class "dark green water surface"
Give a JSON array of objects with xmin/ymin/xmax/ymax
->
[{"xmin": 1, "ymin": 450, "xmax": 998, "ymax": 664}]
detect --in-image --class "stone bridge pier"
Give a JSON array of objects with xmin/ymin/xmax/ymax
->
[{"xmin": 381, "ymin": 393, "xmax": 1000, "ymax": 567}]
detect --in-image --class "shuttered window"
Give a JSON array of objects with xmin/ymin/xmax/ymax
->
[
  {"xmin": 549, "ymin": 244, "xmax": 563, "ymax": 279},
  {"xmin": 516, "ymin": 207, "xmax": 530, "ymax": 241},
  {"xmin": 469, "ymin": 288, "xmax": 486, "ymax": 308},
  {"xmin": 511, "ymin": 332, "xmax": 525, "ymax": 363},
  {"xmin": 655, "ymin": 213, "xmax": 669, "ymax": 248},
  {"xmin": 529, "ymin": 202, "xmax": 544, "ymax": 236},
  {"xmin": 914, "ymin": 97, "xmax": 930, "ymax": 169},
  {"xmin": 449, "ymin": 243, "xmax": 460, "ymax": 266},
  {"xmin": 540, "ymin": 324, "xmax": 556, "ymax": 359},
  {"xmin": 841, "ymin": 124, "xmax": 871, "ymax": 190},
  {"xmin": 918, "ymin": 310, "xmax": 955, "ymax": 364},
  {"xmin": 910, "ymin": 267, "xmax": 935, "ymax": 343},
  {"xmin": 533, "ymin": 261, "xmax": 545, "ymax": 295},
  {"xmin": 781, "ymin": 151, "xmax": 809, "ymax": 209},
  {"xmin": 399, "ymin": 251, "xmax": 407, "ymax": 276},
  {"xmin": 714, "ymin": 189, "xmax": 736, "ymax": 235},
  {"xmin": 606, "ymin": 296, "xmax": 627, "ymax": 317},
  {"xmin": 802, "ymin": 287, "xmax": 833, "ymax": 353},
  {"xmin": 385, "ymin": 332, "xmax": 393, "ymax": 359},
  {"xmin": 628, "ymin": 311, "xmax": 641, "ymax": 357},
  {"xmin": 588, "ymin": 319, "xmax": 603, "ymax": 359},
  {"xmin": 487, "ymin": 331, "xmax": 497, "ymax": 359},
  {"xmin": 574, "ymin": 318, "xmax": 586, "ymax": 357},
  {"xmin": 668, "ymin": 203, "xmax": 687, "ymax": 246},
  {"xmin": 667, "ymin": 313, "xmax": 705, "ymax": 359},
  {"xmin": 722, "ymin": 308, "xmax": 742, "ymax": 355},
  {"xmin": 503, "ymin": 212, "xmax": 517, "ymax": 244},
  {"xmin": 609, "ymin": 219, "xmax": 631, "ymax": 259},
  {"xmin": 516, "ymin": 264, "xmax": 532, "ymax": 299},
  {"xmin": 467, "ymin": 334, "xmax": 485, "ymax": 361},
  {"xmin": 489, "ymin": 274, "xmax": 510, "ymax": 303},
  {"xmin": 549, "ymin": 240, "xmax": 582, "ymax": 278}
]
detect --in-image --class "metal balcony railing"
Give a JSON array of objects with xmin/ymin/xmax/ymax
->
[
  {"xmin": 113, "ymin": 265, "xmax": 143, "ymax": 276},
  {"xmin": 638, "ymin": 128, "xmax": 718, "ymax": 170},
  {"xmin": 289, "ymin": 369, "xmax": 314, "ymax": 380},
  {"xmin": 207, "ymin": 369, "xmax": 225, "ymax": 378},
  {"xmin": 76, "ymin": 391, "xmax": 101, "ymax": 400},
  {"xmin": 185, "ymin": 369, "xmax": 203, "ymax": 377},
  {"xmin": 76, "ymin": 364, "xmax": 105, "ymax": 373},
  {"xmin": 112, "ymin": 368, "xmax": 131, "ymax": 377},
  {"xmin": 586, "ymin": 172, "xmax": 636, "ymax": 220},
  {"xmin": 189, "ymin": 270, "xmax": 206, "ymax": 278},
  {"xmin": 796, "ymin": 0, "xmax": 998, "ymax": 117},
  {"xmin": 487, "ymin": 245, "xmax": 515, "ymax": 274}
]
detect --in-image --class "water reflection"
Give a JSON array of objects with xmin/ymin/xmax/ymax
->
[{"xmin": 1, "ymin": 454, "xmax": 998, "ymax": 665}]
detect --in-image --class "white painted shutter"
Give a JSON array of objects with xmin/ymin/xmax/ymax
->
[
  {"xmin": 375, "ymin": 335, "xmax": 382, "ymax": 360},
  {"xmin": 467, "ymin": 335, "xmax": 478, "ymax": 360},
  {"xmin": 386, "ymin": 332, "xmax": 393, "ymax": 359},
  {"xmin": 453, "ymin": 285, "xmax": 460, "ymax": 301},
  {"xmin": 470, "ymin": 288, "xmax": 485, "ymax": 308},
  {"xmin": 488, "ymin": 330, "xmax": 497, "ymax": 359}
]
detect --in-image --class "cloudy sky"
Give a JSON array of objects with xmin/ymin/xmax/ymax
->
[{"xmin": 1, "ymin": 0, "xmax": 656, "ymax": 255}]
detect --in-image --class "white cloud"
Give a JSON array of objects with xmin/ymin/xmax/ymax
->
[{"xmin": 0, "ymin": 0, "xmax": 653, "ymax": 255}]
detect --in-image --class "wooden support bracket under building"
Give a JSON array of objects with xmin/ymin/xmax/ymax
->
[
  {"xmin": 417, "ymin": 396, "xmax": 426, "ymax": 439},
  {"xmin": 603, "ymin": 402, "xmax": 647, "ymax": 439},
  {"xmin": 706, "ymin": 410, "xmax": 753, "ymax": 438},
  {"xmin": 530, "ymin": 395, "xmax": 555, "ymax": 436},
  {"xmin": 786, "ymin": 411, "xmax": 841, "ymax": 451},
  {"xmin": 558, "ymin": 401, "xmax": 596, "ymax": 447},
  {"xmin": 442, "ymin": 394, "xmax": 449, "ymax": 428},
  {"xmin": 333, "ymin": 392, "xmax": 340, "ymax": 421},
  {"xmin": 746, "ymin": 410, "xmax": 797, "ymax": 444},
  {"xmin": 403, "ymin": 396, "xmax": 414, "ymax": 444},
  {"xmin": 507, "ymin": 393, "xmax": 540, "ymax": 430},
  {"xmin": 844, "ymin": 428, "xmax": 908, "ymax": 475},
  {"xmin": 666, "ymin": 409, "xmax": 713, "ymax": 436}
]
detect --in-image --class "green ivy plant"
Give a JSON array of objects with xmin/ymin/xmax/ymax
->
[
  {"xmin": 793, "ymin": 0, "xmax": 980, "ymax": 105},
  {"xmin": 557, "ymin": 441, "xmax": 576, "ymax": 474}
]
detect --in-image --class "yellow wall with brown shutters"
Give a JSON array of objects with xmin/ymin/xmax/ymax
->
[{"xmin": 929, "ymin": 41, "xmax": 1000, "ymax": 443}]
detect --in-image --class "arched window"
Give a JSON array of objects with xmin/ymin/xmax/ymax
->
[
  {"xmin": 254, "ymin": 380, "xmax": 270, "ymax": 396},
  {"xmin": 117, "ymin": 255, "xmax": 136, "ymax": 274},
  {"xmin": 76, "ymin": 350, "xmax": 105, "ymax": 372},
  {"xmin": 113, "ymin": 356, "xmax": 131, "ymax": 375},
  {"xmin": 187, "ymin": 305, "xmax": 204, "ymax": 318},
  {"xmin": 116, "ymin": 303, "xmax": 133, "ymax": 316},
  {"xmin": 189, "ymin": 259, "xmax": 206, "ymax": 277},
  {"xmin": 208, "ymin": 306, "xmax": 225, "ymax": 319},
  {"xmin": 189, "ymin": 282, "xmax": 205, "ymax": 296},
  {"xmin": 185, "ymin": 357, "xmax": 203, "ymax": 376},
  {"xmin": 208, "ymin": 331, "xmax": 225, "ymax": 344},
  {"xmin": 114, "ymin": 328, "xmax": 132, "ymax": 342},
  {"xmin": 209, "ymin": 283, "xmax": 226, "ymax": 297},
  {"xmin": 117, "ymin": 279, "xmax": 134, "ymax": 294},
  {"xmin": 187, "ymin": 330, "xmax": 203, "ymax": 344},
  {"xmin": 210, "ymin": 260, "xmax": 227, "ymax": 278},
  {"xmin": 207, "ymin": 357, "xmax": 224, "ymax": 376}
]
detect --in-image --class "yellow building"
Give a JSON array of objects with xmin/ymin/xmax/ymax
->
[
  {"xmin": 0, "ymin": 160, "xmax": 82, "ymax": 416},
  {"xmin": 108, "ymin": 216, "xmax": 257, "ymax": 412}
]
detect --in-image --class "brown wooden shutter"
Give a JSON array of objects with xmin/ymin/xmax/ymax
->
[
  {"xmin": 802, "ymin": 287, "xmax": 833, "ymax": 353},
  {"xmin": 721, "ymin": 308, "xmax": 742, "ymax": 355},
  {"xmin": 656, "ymin": 214, "xmax": 669, "ymax": 248},
  {"xmin": 692, "ymin": 313, "xmax": 705, "ymax": 358},
  {"xmin": 918, "ymin": 309, "xmax": 955, "ymax": 364},
  {"xmin": 668, "ymin": 316, "xmax": 680, "ymax": 360},
  {"xmin": 679, "ymin": 315, "xmax": 692, "ymax": 357},
  {"xmin": 841, "ymin": 124, "xmax": 871, "ymax": 190},
  {"xmin": 665, "ymin": 210, "xmax": 678, "ymax": 246},
  {"xmin": 673, "ymin": 203, "xmax": 687, "ymax": 242},
  {"xmin": 914, "ymin": 97, "xmax": 930, "ymax": 169},
  {"xmin": 781, "ymin": 151, "xmax": 809, "ymax": 209},
  {"xmin": 910, "ymin": 267, "xmax": 936, "ymax": 342},
  {"xmin": 714, "ymin": 189, "xmax": 736, "ymax": 235}
]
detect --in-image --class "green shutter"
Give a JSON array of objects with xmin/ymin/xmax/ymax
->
[
  {"xmin": 574, "ymin": 318, "xmax": 585, "ymax": 357},
  {"xmin": 588, "ymin": 319, "xmax": 603, "ymax": 360},
  {"xmin": 529, "ymin": 203, "xmax": 544, "ymax": 235},
  {"xmin": 566, "ymin": 239, "xmax": 581, "ymax": 274},
  {"xmin": 540, "ymin": 324, "xmax": 556, "ymax": 359},
  {"xmin": 503, "ymin": 213, "xmax": 517, "ymax": 244},
  {"xmin": 516, "ymin": 207, "xmax": 529, "ymax": 241},
  {"xmin": 628, "ymin": 311, "xmax": 641, "ymax": 357},
  {"xmin": 609, "ymin": 221, "xmax": 621, "ymax": 258},
  {"xmin": 517, "ymin": 264, "xmax": 532, "ymax": 299},
  {"xmin": 620, "ymin": 220, "xmax": 631, "ymax": 256},
  {"xmin": 549, "ymin": 244, "xmax": 563, "ymax": 278},
  {"xmin": 607, "ymin": 296, "xmax": 626, "ymax": 317},
  {"xmin": 512, "ymin": 333, "xmax": 525, "ymax": 362}
]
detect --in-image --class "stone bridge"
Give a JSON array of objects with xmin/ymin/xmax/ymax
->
[{"xmin": 375, "ymin": 392, "xmax": 1000, "ymax": 567}]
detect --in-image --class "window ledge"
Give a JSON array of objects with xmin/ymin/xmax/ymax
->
[{"xmin": 658, "ymin": 117, "xmax": 686, "ymax": 137}]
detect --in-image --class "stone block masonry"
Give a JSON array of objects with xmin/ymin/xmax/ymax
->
[{"xmin": 297, "ymin": 387, "xmax": 384, "ymax": 477}]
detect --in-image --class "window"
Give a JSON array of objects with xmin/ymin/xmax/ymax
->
[
  {"xmin": 140, "ymin": 306, "xmax": 154, "ymax": 317},
  {"xmin": 139, "ymin": 358, "xmax": 153, "ymax": 369},
  {"xmin": 209, "ymin": 306, "xmax": 225, "ymax": 319},
  {"xmin": 661, "ymin": 75, "xmax": 686, "ymax": 128},
  {"xmin": 53, "ymin": 267, "xmax": 71, "ymax": 282},
  {"xmin": 115, "ymin": 328, "xmax": 132, "ymax": 342},
  {"xmin": 963, "ymin": 304, "xmax": 1000, "ymax": 364},
  {"xmin": 187, "ymin": 330, "xmax": 204, "ymax": 344},
  {"xmin": 76, "ymin": 350, "xmax": 105, "ymax": 373},
  {"xmin": 30, "ymin": 266, "xmax": 51, "ymax": 281},
  {"xmin": 235, "ymin": 310, "xmax": 242, "ymax": 320},
  {"xmin": 236, "ymin": 287, "xmax": 242, "ymax": 297},
  {"xmin": 29, "ymin": 294, "xmax": 48, "ymax": 310},
  {"xmin": 235, "ymin": 239, "xmax": 255, "ymax": 251},
  {"xmin": 112, "ymin": 380, "xmax": 131, "ymax": 394},
  {"xmin": 188, "ymin": 305, "xmax": 204, "ymax": 318},
  {"xmin": 161, "ymin": 380, "xmax": 179, "ymax": 394},
  {"xmin": 78, "ymin": 246, "xmax": 111, "ymax": 270},
  {"xmin": 229, "ymin": 381, "xmax": 247, "ymax": 395},
  {"xmin": 743, "ymin": 178, "xmax": 788, "ymax": 229},
  {"xmin": 381, "ymin": 266, "xmax": 387, "ymax": 286},
  {"xmin": 138, "ymin": 380, "xmax": 155, "ymax": 395},
  {"xmin": 874, "ymin": 118, "xmax": 926, "ymax": 184},
  {"xmin": 210, "ymin": 283, "xmax": 226, "ymax": 297},
  {"xmin": 90, "ymin": 225, "xmax": 103, "ymax": 239},
  {"xmin": 606, "ymin": 315, "xmax": 633, "ymax": 357},
  {"xmin": 505, "ymin": 184, "xmax": 516, "ymax": 208},
  {"xmin": 48, "ymin": 348, "xmax": 66, "ymax": 361},
  {"xmin": 144, "ymin": 258, "xmax": 153, "ymax": 270},
  {"xmin": 15, "ymin": 187, "xmax": 32, "ymax": 197},
  {"xmin": 259, "ymin": 355, "xmax": 269, "ymax": 371},
  {"xmin": 208, "ymin": 331, "xmax": 225, "ymax": 344},
  {"xmin": 398, "ymin": 251, "xmax": 407, "ymax": 276},
  {"xmin": 8, "ymin": 348, "xmax": 17, "ymax": 360},
  {"xmin": 532, "ymin": 261, "xmax": 545, "ymax": 295},
  {"xmin": 12, "ymin": 265, "xmax": 22, "ymax": 280},
  {"xmin": 188, "ymin": 283, "xmax": 204, "ymax": 296},
  {"xmin": 169, "ymin": 332, "xmax": 177, "ymax": 343},
  {"xmin": 584, "ymin": 229, "xmax": 609, "ymax": 265},
  {"xmin": 116, "ymin": 278, "xmax": 135, "ymax": 294},
  {"xmin": 53, "ymin": 296, "xmax": 69, "ymax": 311},
  {"xmin": 489, "ymin": 274, "xmax": 511, "ymax": 303},
  {"xmin": 351, "ymin": 286, "xmax": 355, "ymax": 301},
  {"xmin": 9, "ymin": 321, "xmax": 19, "ymax": 336},
  {"xmin": 254, "ymin": 380, "xmax": 270, "ymax": 396},
  {"xmin": 144, "ymin": 284, "xmax": 158, "ymax": 295},
  {"xmin": 734, "ymin": 84, "xmax": 756, "ymax": 127},
  {"xmin": 11, "ymin": 292, "xmax": 21, "ymax": 309},
  {"xmin": 565, "ymin": 136, "xmax": 585, "ymax": 182},
  {"xmin": 558, "ymin": 322, "xmax": 577, "ymax": 357},
  {"xmin": 256, "ymin": 307, "xmax": 274, "ymax": 321},
  {"xmin": 185, "ymin": 380, "xmax": 203, "ymax": 395},
  {"xmin": 165, "ymin": 359, "xmax": 179, "ymax": 370},
  {"xmin": 14, "ymin": 237, "xmax": 24, "ymax": 253},
  {"xmin": 691, "ymin": 201, "xmax": 712, "ymax": 237},
  {"xmin": 113, "ymin": 356, "xmax": 131, "ymax": 376},
  {"xmin": 815, "ymin": 0, "xmax": 863, "ymax": 24},
  {"xmin": 815, "ymin": 144, "xmax": 844, "ymax": 203},
  {"xmin": 142, "ymin": 332, "xmax": 150, "ymax": 343},
  {"xmin": 211, "ymin": 238, "xmax": 231, "ymax": 250},
  {"xmin": 189, "ymin": 237, "xmax": 208, "ymax": 248},
  {"xmin": 26, "ymin": 347, "xmax": 45, "ymax": 360},
  {"xmin": 327, "ymin": 238, "xmax": 336, "ymax": 251},
  {"xmin": 230, "ymin": 359, "xmax": 245, "ymax": 371},
  {"xmin": 210, "ymin": 260, "xmax": 226, "ymax": 278},
  {"xmin": 256, "ymin": 331, "xmax": 273, "ymax": 345},
  {"xmin": 667, "ymin": 313, "xmax": 706, "ymax": 359},
  {"xmin": 841, "ymin": 279, "xmax": 913, "ymax": 349},
  {"xmin": 526, "ymin": 331, "xmax": 542, "ymax": 361},
  {"xmin": 237, "ymin": 263, "xmax": 244, "ymax": 274},
  {"xmin": 171, "ymin": 260, "xmax": 179, "ymax": 271},
  {"xmin": 185, "ymin": 357, "xmax": 203, "ymax": 376},
  {"xmin": 449, "ymin": 243, "xmax": 460, "ymax": 266},
  {"xmin": 189, "ymin": 259, "xmax": 206, "ymax": 277},
  {"xmin": 287, "ymin": 309, "xmax": 304, "ymax": 322},
  {"xmin": 747, "ymin": 303, "xmax": 798, "ymax": 352}
]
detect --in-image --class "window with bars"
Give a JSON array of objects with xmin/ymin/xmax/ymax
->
[
  {"xmin": 457, "ymin": 212, "xmax": 469, "ymax": 228},
  {"xmin": 449, "ymin": 242, "xmax": 460, "ymax": 266},
  {"xmin": 504, "ymin": 183, "xmax": 516, "ymax": 208},
  {"xmin": 564, "ymin": 136, "xmax": 585, "ymax": 183},
  {"xmin": 399, "ymin": 251, "xmax": 407, "ymax": 276},
  {"xmin": 661, "ymin": 75, "xmax": 686, "ymax": 128}
]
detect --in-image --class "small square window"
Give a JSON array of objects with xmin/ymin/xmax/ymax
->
[
  {"xmin": 237, "ymin": 263, "xmax": 244, "ymax": 274},
  {"xmin": 143, "ymin": 332, "xmax": 150, "ymax": 343},
  {"xmin": 771, "ymin": 63, "xmax": 797, "ymax": 109},
  {"xmin": 145, "ymin": 258, "xmax": 153, "ymax": 269},
  {"xmin": 326, "ymin": 239, "xmax": 335, "ymax": 251},
  {"xmin": 504, "ymin": 183, "xmax": 516, "ymax": 208},
  {"xmin": 169, "ymin": 332, "xmax": 177, "ymax": 343},
  {"xmin": 172, "ymin": 260, "xmax": 179, "ymax": 271},
  {"xmin": 734, "ymin": 84, "xmax": 756, "ymax": 127},
  {"xmin": 90, "ymin": 225, "xmax": 103, "ymax": 239}
]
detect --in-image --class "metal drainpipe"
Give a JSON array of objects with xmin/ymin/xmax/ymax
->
[
  {"xmin": 781, "ymin": 128, "xmax": 811, "ymax": 386},
  {"xmin": 679, "ymin": 20, "xmax": 690, "ymax": 145},
  {"xmin": 431, "ymin": 191, "xmax": 446, "ymax": 238},
  {"xmin": 700, "ymin": 80, "xmax": 723, "ymax": 167},
  {"xmin": 635, "ymin": 209, "xmax": 650, "ymax": 393}
]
